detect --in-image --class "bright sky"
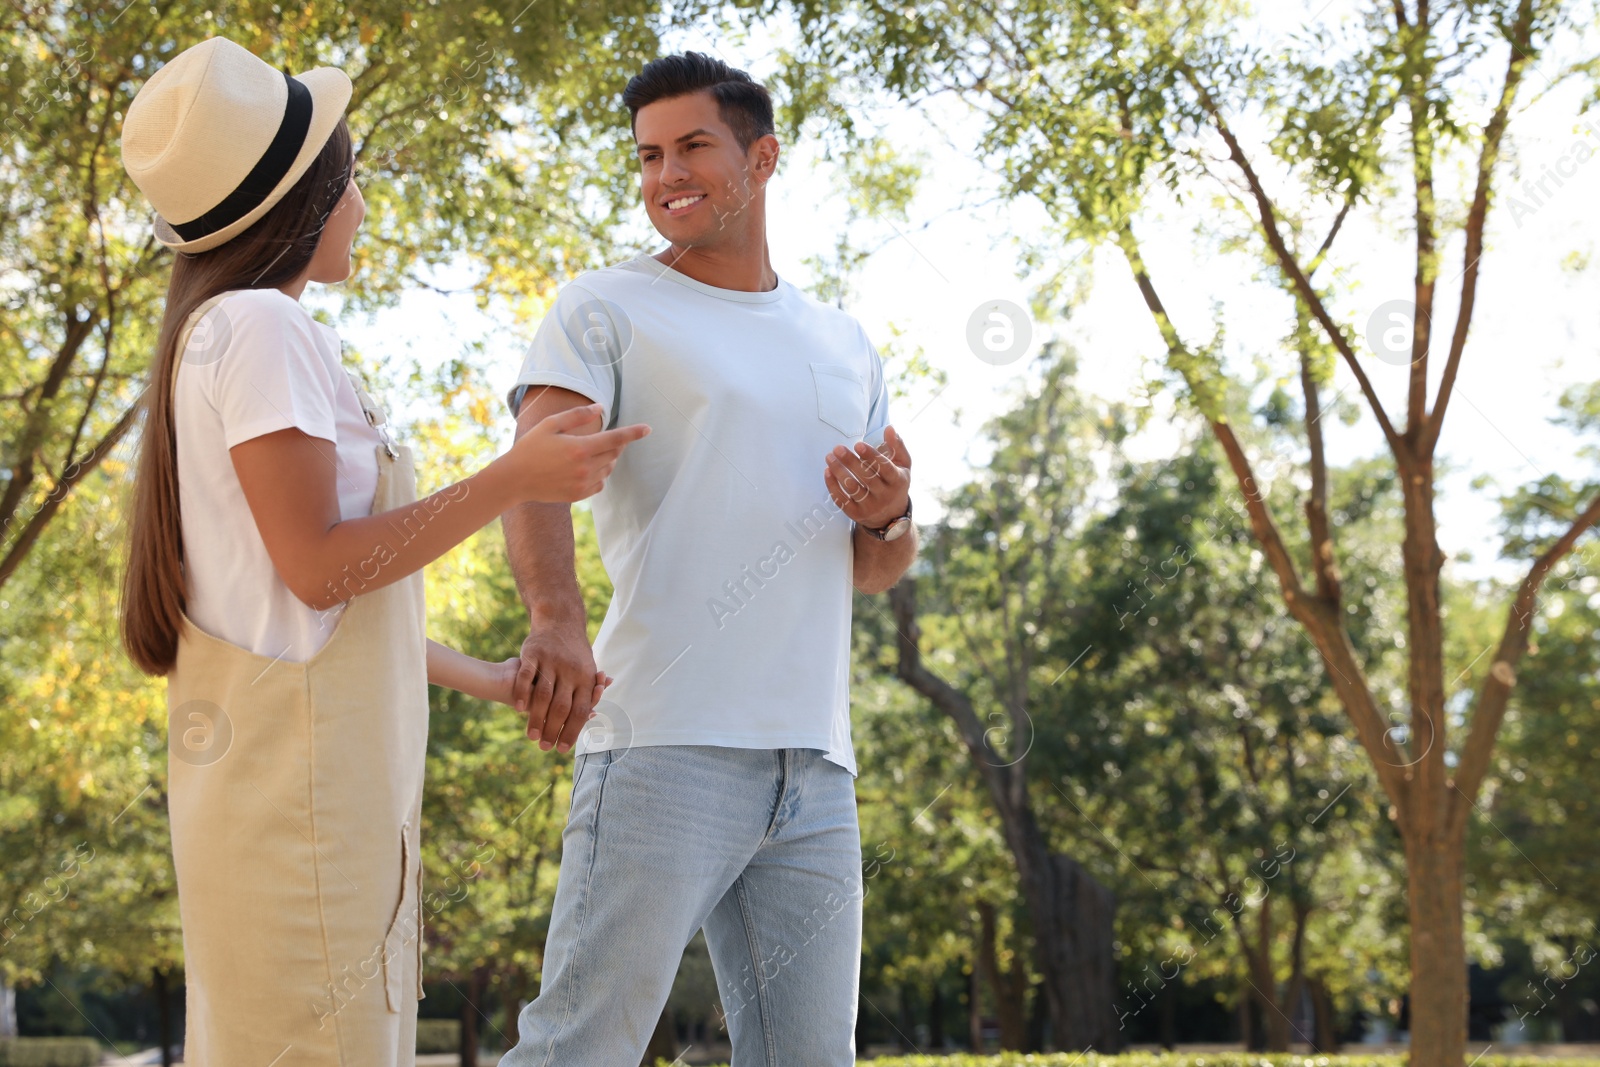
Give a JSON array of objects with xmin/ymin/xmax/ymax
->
[{"xmin": 318, "ymin": 0, "xmax": 1600, "ymax": 588}]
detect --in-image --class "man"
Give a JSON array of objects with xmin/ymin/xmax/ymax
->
[{"xmin": 499, "ymin": 51, "xmax": 917, "ymax": 1065}]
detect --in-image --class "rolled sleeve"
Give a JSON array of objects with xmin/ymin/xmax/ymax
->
[{"xmin": 506, "ymin": 282, "xmax": 622, "ymax": 425}]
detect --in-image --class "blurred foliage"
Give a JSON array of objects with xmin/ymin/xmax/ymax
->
[
  {"xmin": 865, "ymin": 347, "xmax": 1412, "ymax": 1044},
  {"xmin": 0, "ymin": 0, "xmax": 667, "ymax": 590},
  {"xmin": 0, "ymin": 436, "xmax": 178, "ymax": 990}
]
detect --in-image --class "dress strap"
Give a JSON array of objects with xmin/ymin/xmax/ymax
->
[
  {"xmin": 167, "ymin": 294, "xmax": 400, "ymax": 462},
  {"xmin": 341, "ymin": 355, "xmax": 400, "ymax": 460}
]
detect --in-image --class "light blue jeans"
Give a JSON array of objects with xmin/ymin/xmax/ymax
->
[{"xmin": 502, "ymin": 745, "xmax": 864, "ymax": 1066}]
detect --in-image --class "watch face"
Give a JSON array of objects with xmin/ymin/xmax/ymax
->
[{"xmin": 883, "ymin": 518, "xmax": 910, "ymax": 541}]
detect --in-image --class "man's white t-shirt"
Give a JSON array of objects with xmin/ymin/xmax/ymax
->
[
  {"xmin": 174, "ymin": 287, "xmax": 385, "ymax": 662},
  {"xmin": 506, "ymin": 252, "xmax": 892, "ymax": 777}
]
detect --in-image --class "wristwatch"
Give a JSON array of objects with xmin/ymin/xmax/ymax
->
[{"xmin": 859, "ymin": 498, "xmax": 913, "ymax": 542}]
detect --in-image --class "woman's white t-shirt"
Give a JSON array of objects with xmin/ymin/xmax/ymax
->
[{"xmin": 173, "ymin": 287, "xmax": 385, "ymax": 662}]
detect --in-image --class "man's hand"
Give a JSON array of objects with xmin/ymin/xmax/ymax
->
[
  {"xmin": 492, "ymin": 656, "xmax": 611, "ymax": 719},
  {"xmin": 823, "ymin": 424, "xmax": 912, "ymax": 528},
  {"xmin": 514, "ymin": 613, "xmax": 606, "ymax": 753}
]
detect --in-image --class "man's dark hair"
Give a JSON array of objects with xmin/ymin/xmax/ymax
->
[{"xmin": 623, "ymin": 52, "xmax": 775, "ymax": 151}]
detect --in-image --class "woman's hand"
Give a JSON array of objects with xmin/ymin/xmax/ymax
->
[
  {"xmin": 493, "ymin": 403, "xmax": 651, "ymax": 505},
  {"xmin": 427, "ymin": 640, "xmax": 612, "ymax": 728}
]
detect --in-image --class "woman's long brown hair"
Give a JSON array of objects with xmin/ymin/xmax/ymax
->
[{"xmin": 120, "ymin": 118, "xmax": 354, "ymax": 676}]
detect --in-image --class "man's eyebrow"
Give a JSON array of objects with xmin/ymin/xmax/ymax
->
[{"xmin": 635, "ymin": 128, "xmax": 717, "ymax": 152}]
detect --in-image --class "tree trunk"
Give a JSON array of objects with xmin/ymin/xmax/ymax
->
[
  {"xmin": 1310, "ymin": 975, "xmax": 1340, "ymax": 1051},
  {"xmin": 1405, "ymin": 833, "xmax": 1467, "ymax": 1067},
  {"xmin": 1158, "ymin": 979, "xmax": 1177, "ymax": 1050},
  {"xmin": 1012, "ymin": 834, "xmax": 1116, "ymax": 1047},
  {"xmin": 1025, "ymin": 982, "xmax": 1048, "ymax": 1051},
  {"xmin": 459, "ymin": 966, "xmax": 488, "ymax": 1067},
  {"xmin": 1015, "ymin": 838, "xmax": 1117, "ymax": 1050},
  {"xmin": 889, "ymin": 580, "xmax": 1119, "ymax": 1051},
  {"xmin": 967, "ymin": 963, "xmax": 984, "ymax": 1052},
  {"xmin": 1258, "ymin": 989, "xmax": 1291, "ymax": 1049},
  {"xmin": 502, "ymin": 965, "xmax": 526, "ymax": 1050},
  {"xmin": 975, "ymin": 901, "xmax": 1027, "ymax": 1049},
  {"xmin": 642, "ymin": 1003, "xmax": 676, "ymax": 1064},
  {"xmin": 1246, "ymin": 905, "xmax": 1292, "ymax": 1052},
  {"xmin": 1246, "ymin": 943, "xmax": 1309, "ymax": 1050},
  {"xmin": 928, "ymin": 982, "xmax": 945, "ymax": 1048},
  {"xmin": 1003, "ymin": 943, "xmax": 1031, "ymax": 1047},
  {"xmin": 154, "ymin": 968, "xmax": 173, "ymax": 1067}
]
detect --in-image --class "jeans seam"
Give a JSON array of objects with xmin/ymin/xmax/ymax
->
[
  {"xmin": 541, "ymin": 748, "xmax": 612, "ymax": 1067},
  {"xmin": 733, "ymin": 874, "xmax": 780, "ymax": 1067},
  {"xmin": 757, "ymin": 750, "xmax": 787, "ymax": 847}
]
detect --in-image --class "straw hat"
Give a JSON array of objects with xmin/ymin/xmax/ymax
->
[{"xmin": 121, "ymin": 37, "xmax": 352, "ymax": 254}]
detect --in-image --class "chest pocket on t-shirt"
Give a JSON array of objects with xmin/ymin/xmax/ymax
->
[{"xmin": 810, "ymin": 362, "xmax": 868, "ymax": 438}]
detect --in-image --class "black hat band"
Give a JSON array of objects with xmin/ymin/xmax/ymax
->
[{"xmin": 169, "ymin": 72, "xmax": 313, "ymax": 242}]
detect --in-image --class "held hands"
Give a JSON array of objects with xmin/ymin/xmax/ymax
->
[
  {"xmin": 485, "ymin": 657, "xmax": 612, "ymax": 716},
  {"xmin": 823, "ymin": 425, "xmax": 912, "ymax": 528},
  {"xmin": 485, "ymin": 654, "xmax": 613, "ymax": 753},
  {"xmin": 500, "ymin": 402, "xmax": 651, "ymax": 505},
  {"xmin": 440, "ymin": 650, "xmax": 609, "ymax": 714},
  {"xmin": 513, "ymin": 616, "xmax": 608, "ymax": 754}
]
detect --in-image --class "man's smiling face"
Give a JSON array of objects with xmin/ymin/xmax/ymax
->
[{"xmin": 634, "ymin": 90, "xmax": 777, "ymax": 249}]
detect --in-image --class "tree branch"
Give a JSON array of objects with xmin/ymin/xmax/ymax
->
[
  {"xmin": 59, "ymin": 318, "xmax": 113, "ymax": 470},
  {"xmin": 1182, "ymin": 72, "xmax": 1405, "ymax": 453},
  {"xmin": 0, "ymin": 313, "xmax": 96, "ymax": 537},
  {"xmin": 1450, "ymin": 489, "xmax": 1600, "ymax": 828},
  {"xmin": 1299, "ymin": 328, "xmax": 1341, "ymax": 605},
  {"xmin": 1423, "ymin": 0, "xmax": 1537, "ymax": 455},
  {"xmin": 888, "ymin": 578, "xmax": 1013, "ymax": 776},
  {"xmin": 1116, "ymin": 223, "xmax": 1308, "ymax": 603},
  {"xmin": 1308, "ymin": 199, "xmax": 1353, "ymax": 277},
  {"xmin": 1116, "ymin": 222, "xmax": 1412, "ymax": 816},
  {"xmin": 0, "ymin": 397, "xmax": 142, "ymax": 589},
  {"xmin": 1403, "ymin": 6, "xmax": 1437, "ymax": 435}
]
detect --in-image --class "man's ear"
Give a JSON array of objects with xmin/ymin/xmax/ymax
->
[{"xmin": 751, "ymin": 133, "xmax": 781, "ymax": 184}]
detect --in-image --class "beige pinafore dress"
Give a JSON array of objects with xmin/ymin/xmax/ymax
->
[{"xmin": 165, "ymin": 294, "xmax": 428, "ymax": 1065}]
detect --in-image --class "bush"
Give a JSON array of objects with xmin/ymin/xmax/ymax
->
[
  {"xmin": 844, "ymin": 1059, "xmax": 1600, "ymax": 1067},
  {"xmin": 416, "ymin": 1018, "xmax": 461, "ymax": 1054},
  {"xmin": 874, "ymin": 1059, "xmax": 1600, "ymax": 1067},
  {"xmin": 650, "ymin": 1057, "xmax": 1600, "ymax": 1067},
  {"xmin": 0, "ymin": 1038, "xmax": 102, "ymax": 1067}
]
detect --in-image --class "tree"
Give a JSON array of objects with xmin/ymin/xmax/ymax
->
[
  {"xmin": 1065, "ymin": 436, "xmax": 1409, "ymax": 1050},
  {"xmin": 0, "ymin": 437, "xmax": 182, "ymax": 1054},
  {"xmin": 879, "ymin": 348, "xmax": 1411, "ymax": 1050},
  {"xmin": 0, "ymin": 0, "xmax": 661, "ymax": 592},
  {"xmin": 883, "ymin": 349, "xmax": 1131, "ymax": 1049},
  {"xmin": 769, "ymin": 2, "xmax": 1600, "ymax": 1060},
  {"xmin": 1471, "ymin": 381, "xmax": 1600, "ymax": 1040},
  {"xmin": 847, "ymin": 642, "xmax": 1035, "ymax": 1051}
]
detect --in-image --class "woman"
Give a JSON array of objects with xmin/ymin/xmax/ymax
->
[{"xmin": 116, "ymin": 36, "xmax": 649, "ymax": 1065}]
